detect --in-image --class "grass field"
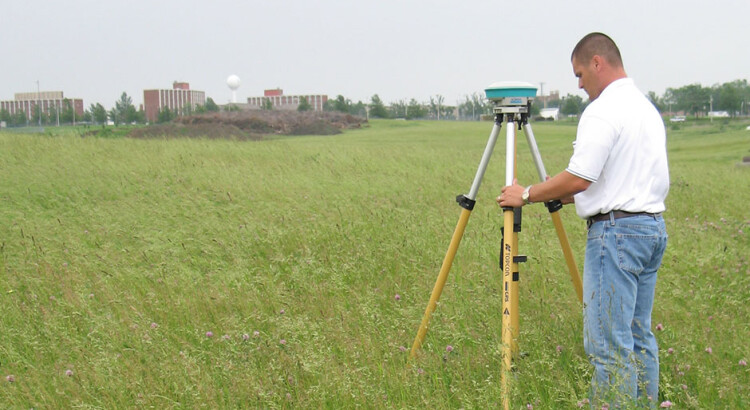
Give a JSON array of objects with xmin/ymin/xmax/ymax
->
[{"xmin": 1, "ymin": 119, "xmax": 748, "ymax": 408}]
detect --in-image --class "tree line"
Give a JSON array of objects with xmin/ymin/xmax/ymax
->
[
  {"xmin": 324, "ymin": 79, "xmax": 750, "ymax": 120},
  {"xmin": 648, "ymin": 79, "xmax": 750, "ymax": 116},
  {"xmin": 321, "ymin": 92, "xmax": 585, "ymax": 120},
  {"xmin": 2, "ymin": 79, "xmax": 747, "ymax": 128}
]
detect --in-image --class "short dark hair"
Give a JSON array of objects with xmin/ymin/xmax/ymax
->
[{"xmin": 571, "ymin": 32, "xmax": 623, "ymax": 68}]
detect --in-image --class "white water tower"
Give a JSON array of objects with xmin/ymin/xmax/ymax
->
[{"xmin": 226, "ymin": 74, "xmax": 241, "ymax": 103}]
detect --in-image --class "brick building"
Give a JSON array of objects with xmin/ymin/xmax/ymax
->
[
  {"xmin": 247, "ymin": 89, "xmax": 327, "ymax": 111},
  {"xmin": 537, "ymin": 90, "xmax": 560, "ymax": 108},
  {"xmin": 143, "ymin": 82, "xmax": 205, "ymax": 123},
  {"xmin": 0, "ymin": 91, "xmax": 84, "ymax": 123}
]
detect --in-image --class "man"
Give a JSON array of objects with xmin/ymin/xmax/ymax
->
[{"xmin": 497, "ymin": 32, "xmax": 669, "ymax": 407}]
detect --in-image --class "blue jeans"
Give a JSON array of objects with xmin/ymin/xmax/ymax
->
[{"xmin": 583, "ymin": 214, "xmax": 667, "ymax": 408}]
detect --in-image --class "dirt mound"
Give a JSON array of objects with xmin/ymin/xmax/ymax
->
[
  {"xmin": 127, "ymin": 111, "xmax": 367, "ymax": 140},
  {"xmin": 127, "ymin": 122, "xmax": 259, "ymax": 140}
]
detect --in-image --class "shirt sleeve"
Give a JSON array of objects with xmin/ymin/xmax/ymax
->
[{"xmin": 566, "ymin": 114, "xmax": 618, "ymax": 183}]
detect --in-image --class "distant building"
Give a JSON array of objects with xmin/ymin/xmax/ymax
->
[
  {"xmin": 143, "ymin": 82, "xmax": 205, "ymax": 123},
  {"xmin": 247, "ymin": 89, "xmax": 328, "ymax": 111},
  {"xmin": 0, "ymin": 91, "xmax": 84, "ymax": 123},
  {"xmin": 537, "ymin": 90, "xmax": 560, "ymax": 108},
  {"xmin": 539, "ymin": 107, "xmax": 560, "ymax": 121}
]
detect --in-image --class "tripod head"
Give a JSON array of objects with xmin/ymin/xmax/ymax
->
[{"xmin": 485, "ymin": 81, "xmax": 537, "ymax": 115}]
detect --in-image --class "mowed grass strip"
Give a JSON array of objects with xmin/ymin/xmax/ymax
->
[{"xmin": 0, "ymin": 119, "xmax": 748, "ymax": 408}]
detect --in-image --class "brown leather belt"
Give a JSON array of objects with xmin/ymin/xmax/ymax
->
[{"xmin": 587, "ymin": 210, "xmax": 658, "ymax": 228}]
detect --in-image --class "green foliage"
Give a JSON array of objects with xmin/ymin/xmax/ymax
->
[
  {"xmin": 297, "ymin": 96, "xmax": 312, "ymax": 112},
  {"xmin": 114, "ymin": 92, "xmax": 137, "ymax": 125},
  {"xmin": 714, "ymin": 79, "xmax": 747, "ymax": 114},
  {"xmin": 324, "ymin": 95, "xmax": 366, "ymax": 116},
  {"xmin": 665, "ymin": 84, "xmax": 711, "ymax": 115},
  {"xmin": 90, "ymin": 103, "xmax": 108, "ymax": 126},
  {"xmin": 181, "ymin": 103, "xmax": 193, "ymax": 117},
  {"xmin": 648, "ymin": 91, "xmax": 666, "ymax": 112},
  {"xmin": 1, "ymin": 108, "xmax": 12, "ymax": 125},
  {"xmin": 204, "ymin": 97, "xmax": 220, "ymax": 112},
  {"xmin": 261, "ymin": 98, "xmax": 274, "ymax": 111},
  {"xmin": 407, "ymin": 98, "xmax": 428, "ymax": 119},
  {"xmin": 0, "ymin": 120, "xmax": 748, "ymax": 408},
  {"xmin": 32, "ymin": 104, "xmax": 43, "ymax": 126},
  {"xmin": 429, "ymin": 95, "xmax": 446, "ymax": 119},
  {"xmin": 60, "ymin": 99, "xmax": 74, "ymax": 124},
  {"xmin": 561, "ymin": 94, "xmax": 585, "ymax": 116},
  {"xmin": 157, "ymin": 106, "xmax": 174, "ymax": 123},
  {"xmin": 457, "ymin": 93, "xmax": 489, "ymax": 121},
  {"xmin": 327, "ymin": 94, "xmax": 351, "ymax": 113},
  {"xmin": 12, "ymin": 110, "xmax": 28, "ymax": 127},
  {"xmin": 369, "ymin": 94, "xmax": 389, "ymax": 118},
  {"xmin": 107, "ymin": 107, "xmax": 119, "ymax": 126}
]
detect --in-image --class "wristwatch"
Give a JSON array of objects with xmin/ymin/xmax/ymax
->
[{"xmin": 522, "ymin": 185, "xmax": 532, "ymax": 205}]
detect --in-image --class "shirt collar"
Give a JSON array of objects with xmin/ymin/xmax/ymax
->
[{"xmin": 599, "ymin": 77, "xmax": 633, "ymax": 99}]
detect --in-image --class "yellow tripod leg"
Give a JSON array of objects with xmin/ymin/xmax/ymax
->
[
  {"xmin": 522, "ymin": 122, "xmax": 583, "ymax": 303},
  {"xmin": 410, "ymin": 116, "xmax": 504, "ymax": 358},
  {"xmin": 501, "ymin": 208, "xmax": 515, "ymax": 410},
  {"xmin": 549, "ymin": 208, "xmax": 583, "ymax": 303},
  {"xmin": 510, "ymin": 210, "xmax": 521, "ymax": 356},
  {"xmin": 410, "ymin": 207, "xmax": 472, "ymax": 358}
]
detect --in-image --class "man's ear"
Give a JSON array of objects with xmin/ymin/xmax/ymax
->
[{"xmin": 591, "ymin": 55, "xmax": 603, "ymax": 71}]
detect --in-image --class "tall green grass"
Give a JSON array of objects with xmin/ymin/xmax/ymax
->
[{"xmin": 0, "ymin": 120, "xmax": 748, "ymax": 408}]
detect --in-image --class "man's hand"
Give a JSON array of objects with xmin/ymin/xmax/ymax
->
[{"xmin": 496, "ymin": 179, "xmax": 525, "ymax": 208}]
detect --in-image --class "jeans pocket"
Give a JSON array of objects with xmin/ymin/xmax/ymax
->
[{"xmin": 615, "ymin": 224, "xmax": 658, "ymax": 275}]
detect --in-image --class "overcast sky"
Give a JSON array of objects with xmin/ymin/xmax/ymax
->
[{"xmin": 2, "ymin": 0, "xmax": 748, "ymax": 109}]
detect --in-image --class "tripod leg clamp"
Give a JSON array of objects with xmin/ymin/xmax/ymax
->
[
  {"xmin": 545, "ymin": 199, "xmax": 563, "ymax": 213},
  {"xmin": 456, "ymin": 195, "xmax": 476, "ymax": 211}
]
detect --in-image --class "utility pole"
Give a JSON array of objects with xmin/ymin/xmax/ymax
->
[
  {"xmin": 540, "ymin": 82, "xmax": 546, "ymax": 108},
  {"xmin": 36, "ymin": 80, "xmax": 41, "ymax": 127}
]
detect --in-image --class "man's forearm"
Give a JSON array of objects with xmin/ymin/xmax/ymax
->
[{"xmin": 528, "ymin": 171, "xmax": 591, "ymax": 203}]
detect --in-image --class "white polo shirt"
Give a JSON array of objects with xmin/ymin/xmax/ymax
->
[{"xmin": 566, "ymin": 78, "xmax": 669, "ymax": 219}]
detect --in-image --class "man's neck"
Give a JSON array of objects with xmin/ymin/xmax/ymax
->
[{"xmin": 601, "ymin": 69, "xmax": 628, "ymax": 90}]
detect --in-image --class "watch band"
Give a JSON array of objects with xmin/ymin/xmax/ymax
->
[{"xmin": 522, "ymin": 185, "xmax": 532, "ymax": 205}]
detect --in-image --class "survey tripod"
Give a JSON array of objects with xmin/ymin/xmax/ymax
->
[{"xmin": 409, "ymin": 82, "xmax": 584, "ymax": 409}]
